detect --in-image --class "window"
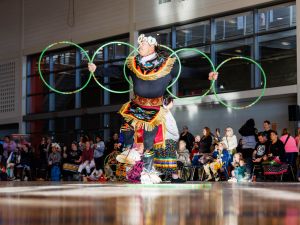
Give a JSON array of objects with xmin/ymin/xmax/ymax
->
[
  {"xmin": 258, "ymin": 3, "xmax": 296, "ymax": 32},
  {"xmin": 143, "ymin": 28, "xmax": 172, "ymax": 47},
  {"xmin": 176, "ymin": 21, "xmax": 211, "ymax": 47},
  {"xmin": 259, "ymin": 29, "xmax": 296, "ymax": 88},
  {"xmin": 177, "ymin": 46, "xmax": 212, "ymax": 97},
  {"xmin": 215, "ymin": 38, "xmax": 254, "ymax": 92},
  {"xmin": 26, "ymin": 94, "xmax": 49, "ymax": 114},
  {"xmin": 215, "ymin": 11, "xmax": 253, "ymax": 41}
]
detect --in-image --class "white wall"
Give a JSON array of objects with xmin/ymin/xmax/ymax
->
[
  {"xmin": 0, "ymin": 0, "xmax": 22, "ymax": 127},
  {"xmin": 0, "ymin": 0, "xmax": 22, "ymax": 61},
  {"xmin": 135, "ymin": 0, "xmax": 277, "ymax": 30},
  {"xmin": 23, "ymin": 0, "xmax": 130, "ymax": 55}
]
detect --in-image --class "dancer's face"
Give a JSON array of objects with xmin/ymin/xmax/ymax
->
[{"xmin": 138, "ymin": 41, "xmax": 155, "ymax": 57}]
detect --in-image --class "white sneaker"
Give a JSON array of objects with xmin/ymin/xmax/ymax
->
[
  {"xmin": 205, "ymin": 176, "xmax": 213, "ymax": 181},
  {"xmin": 228, "ymin": 177, "xmax": 237, "ymax": 183}
]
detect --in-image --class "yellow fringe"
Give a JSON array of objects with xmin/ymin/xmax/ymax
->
[
  {"xmin": 119, "ymin": 102, "xmax": 167, "ymax": 132},
  {"xmin": 127, "ymin": 57, "xmax": 176, "ymax": 81}
]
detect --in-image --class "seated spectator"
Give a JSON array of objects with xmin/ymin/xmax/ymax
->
[
  {"xmin": 228, "ymin": 153, "xmax": 246, "ymax": 182},
  {"xmin": 238, "ymin": 118, "xmax": 257, "ymax": 180},
  {"xmin": 179, "ymin": 126, "xmax": 195, "ymax": 152},
  {"xmin": 2, "ymin": 135, "xmax": 17, "ymax": 166},
  {"xmin": 293, "ymin": 128, "xmax": 300, "ymax": 182},
  {"xmin": 262, "ymin": 130, "xmax": 288, "ymax": 176},
  {"xmin": 190, "ymin": 135, "xmax": 201, "ymax": 162},
  {"xmin": 62, "ymin": 142, "xmax": 81, "ymax": 181},
  {"xmin": 0, "ymin": 162, "xmax": 7, "ymax": 181},
  {"xmin": 78, "ymin": 141, "xmax": 95, "ymax": 175},
  {"xmin": 199, "ymin": 127, "xmax": 213, "ymax": 153},
  {"xmin": 90, "ymin": 136, "xmax": 105, "ymax": 179},
  {"xmin": 251, "ymin": 132, "xmax": 269, "ymax": 179},
  {"xmin": 16, "ymin": 143, "xmax": 33, "ymax": 181},
  {"xmin": 38, "ymin": 137, "xmax": 48, "ymax": 179},
  {"xmin": 280, "ymin": 128, "xmax": 298, "ymax": 167},
  {"xmin": 294, "ymin": 128, "xmax": 300, "ymax": 149},
  {"xmin": 48, "ymin": 143, "xmax": 62, "ymax": 181},
  {"xmin": 262, "ymin": 120, "xmax": 272, "ymax": 141},
  {"xmin": 222, "ymin": 127, "xmax": 238, "ymax": 156},
  {"xmin": 203, "ymin": 142, "xmax": 230, "ymax": 181},
  {"xmin": 176, "ymin": 140, "xmax": 191, "ymax": 178},
  {"xmin": 252, "ymin": 132, "xmax": 269, "ymax": 164},
  {"xmin": 6, "ymin": 149, "xmax": 20, "ymax": 180},
  {"xmin": 213, "ymin": 128, "xmax": 222, "ymax": 143},
  {"xmin": 0, "ymin": 142, "xmax": 3, "ymax": 164}
]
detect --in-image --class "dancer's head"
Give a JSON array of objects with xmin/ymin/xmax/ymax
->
[{"xmin": 138, "ymin": 34, "xmax": 157, "ymax": 57}]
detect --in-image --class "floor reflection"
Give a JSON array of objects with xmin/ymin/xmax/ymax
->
[{"xmin": 0, "ymin": 182, "xmax": 299, "ymax": 225}]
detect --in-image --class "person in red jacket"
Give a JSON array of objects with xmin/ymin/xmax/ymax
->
[{"xmin": 78, "ymin": 141, "xmax": 95, "ymax": 175}]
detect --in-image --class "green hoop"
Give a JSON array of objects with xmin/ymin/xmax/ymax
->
[
  {"xmin": 213, "ymin": 56, "xmax": 267, "ymax": 110},
  {"xmin": 166, "ymin": 48, "xmax": 216, "ymax": 99},
  {"xmin": 38, "ymin": 41, "xmax": 92, "ymax": 95},
  {"xmin": 91, "ymin": 41, "xmax": 137, "ymax": 94}
]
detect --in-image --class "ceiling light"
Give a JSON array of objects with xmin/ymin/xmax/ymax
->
[{"xmin": 281, "ymin": 41, "xmax": 290, "ymax": 46}]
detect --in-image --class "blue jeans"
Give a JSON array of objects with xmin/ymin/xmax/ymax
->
[{"xmin": 51, "ymin": 165, "xmax": 61, "ymax": 181}]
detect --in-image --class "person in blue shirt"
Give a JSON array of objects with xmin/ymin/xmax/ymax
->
[{"xmin": 203, "ymin": 142, "xmax": 230, "ymax": 181}]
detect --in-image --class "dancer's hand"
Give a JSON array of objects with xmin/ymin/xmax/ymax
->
[
  {"xmin": 208, "ymin": 72, "xmax": 218, "ymax": 81},
  {"xmin": 88, "ymin": 63, "xmax": 97, "ymax": 73}
]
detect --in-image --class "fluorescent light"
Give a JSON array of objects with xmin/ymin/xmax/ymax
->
[
  {"xmin": 281, "ymin": 41, "xmax": 291, "ymax": 46},
  {"xmin": 277, "ymin": 17, "xmax": 284, "ymax": 20}
]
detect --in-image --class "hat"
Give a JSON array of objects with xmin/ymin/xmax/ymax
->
[
  {"xmin": 138, "ymin": 34, "xmax": 158, "ymax": 46},
  {"xmin": 52, "ymin": 143, "xmax": 61, "ymax": 151}
]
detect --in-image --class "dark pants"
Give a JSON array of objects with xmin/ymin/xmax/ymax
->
[
  {"xmin": 285, "ymin": 152, "xmax": 298, "ymax": 166},
  {"xmin": 94, "ymin": 156, "xmax": 105, "ymax": 171},
  {"xmin": 241, "ymin": 148, "xmax": 254, "ymax": 177}
]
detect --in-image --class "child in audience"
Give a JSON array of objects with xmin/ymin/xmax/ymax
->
[
  {"xmin": 48, "ymin": 143, "xmax": 62, "ymax": 181},
  {"xmin": 228, "ymin": 153, "xmax": 246, "ymax": 182},
  {"xmin": 203, "ymin": 142, "xmax": 230, "ymax": 181}
]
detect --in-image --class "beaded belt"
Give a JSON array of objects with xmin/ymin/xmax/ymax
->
[{"xmin": 133, "ymin": 95, "xmax": 163, "ymax": 107}]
